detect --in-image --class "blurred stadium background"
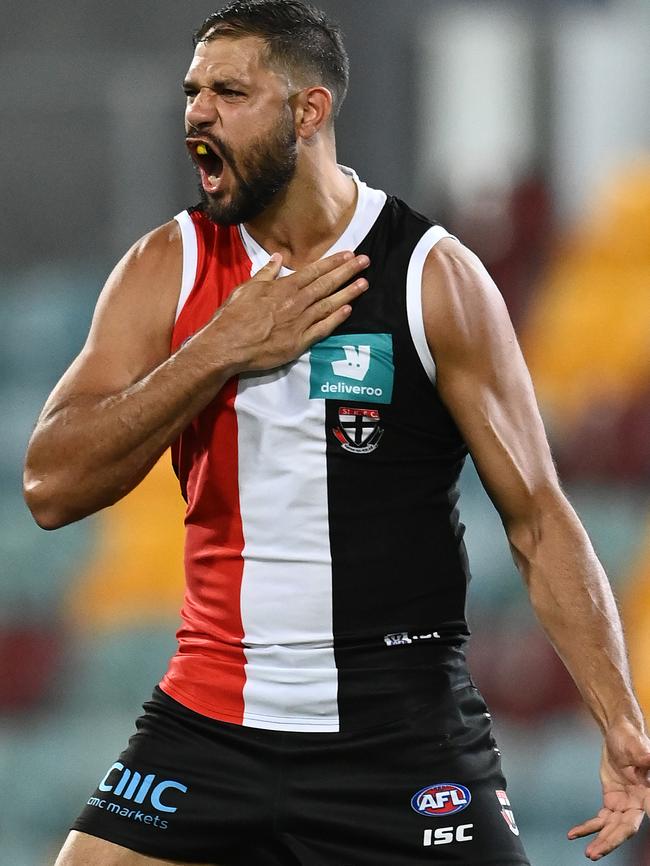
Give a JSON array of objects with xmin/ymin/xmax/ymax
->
[{"xmin": 1, "ymin": 0, "xmax": 649, "ymax": 863}]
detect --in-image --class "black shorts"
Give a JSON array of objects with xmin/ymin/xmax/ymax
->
[{"xmin": 72, "ymin": 685, "xmax": 531, "ymax": 865}]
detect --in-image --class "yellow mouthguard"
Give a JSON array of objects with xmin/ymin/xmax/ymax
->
[{"xmin": 196, "ymin": 144, "xmax": 208, "ymax": 156}]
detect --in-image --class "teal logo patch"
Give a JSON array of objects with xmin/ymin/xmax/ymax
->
[{"xmin": 309, "ymin": 333, "xmax": 394, "ymax": 404}]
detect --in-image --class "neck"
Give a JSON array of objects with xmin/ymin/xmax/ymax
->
[{"xmin": 243, "ymin": 138, "xmax": 357, "ymax": 270}]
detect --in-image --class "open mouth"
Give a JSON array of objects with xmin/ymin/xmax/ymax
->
[{"xmin": 187, "ymin": 138, "xmax": 225, "ymax": 193}]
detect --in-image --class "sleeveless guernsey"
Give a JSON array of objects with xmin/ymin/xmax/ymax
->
[{"xmin": 159, "ymin": 169, "xmax": 472, "ymax": 733}]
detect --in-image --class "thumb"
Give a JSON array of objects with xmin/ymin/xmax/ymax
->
[
  {"xmin": 634, "ymin": 751, "xmax": 650, "ymax": 767},
  {"xmin": 617, "ymin": 741, "xmax": 650, "ymax": 784},
  {"xmin": 255, "ymin": 253, "xmax": 283, "ymax": 279},
  {"xmin": 632, "ymin": 751, "xmax": 650, "ymax": 785}
]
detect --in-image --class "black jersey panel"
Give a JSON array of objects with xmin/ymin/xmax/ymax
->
[{"xmin": 325, "ymin": 198, "xmax": 472, "ymax": 730}]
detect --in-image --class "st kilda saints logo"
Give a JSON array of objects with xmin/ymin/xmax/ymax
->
[
  {"xmin": 333, "ymin": 406, "xmax": 384, "ymax": 454},
  {"xmin": 496, "ymin": 790, "xmax": 520, "ymax": 836}
]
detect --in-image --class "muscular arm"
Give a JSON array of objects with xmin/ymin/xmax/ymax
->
[
  {"xmin": 24, "ymin": 222, "xmax": 190, "ymax": 528},
  {"xmin": 24, "ymin": 224, "xmax": 369, "ymax": 529},
  {"xmin": 422, "ymin": 239, "xmax": 641, "ymax": 732},
  {"xmin": 422, "ymin": 239, "xmax": 650, "ymax": 858}
]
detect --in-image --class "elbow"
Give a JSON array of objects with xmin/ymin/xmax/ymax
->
[
  {"xmin": 503, "ymin": 496, "xmax": 543, "ymax": 568},
  {"xmin": 504, "ymin": 484, "xmax": 572, "ymax": 576},
  {"xmin": 30, "ymin": 509, "xmax": 73, "ymax": 532},
  {"xmin": 505, "ymin": 517, "xmax": 538, "ymax": 579},
  {"xmin": 23, "ymin": 470, "xmax": 77, "ymax": 530}
]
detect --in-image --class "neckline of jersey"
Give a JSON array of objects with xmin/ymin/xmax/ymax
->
[{"xmin": 238, "ymin": 166, "xmax": 388, "ymax": 277}]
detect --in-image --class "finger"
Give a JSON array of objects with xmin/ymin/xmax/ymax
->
[
  {"xmin": 568, "ymin": 814, "xmax": 607, "ymax": 840},
  {"xmin": 289, "ymin": 251, "xmax": 359, "ymax": 290},
  {"xmin": 301, "ymin": 303, "xmax": 354, "ymax": 348},
  {"xmin": 302, "ymin": 277, "xmax": 369, "ymax": 326},
  {"xmin": 301, "ymin": 255, "xmax": 370, "ymax": 306},
  {"xmin": 252, "ymin": 253, "xmax": 283, "ymax": 281},
  {"xmin": 291, "ymin": 254, "xmax": 370, "ymax": 301},
  {"xmin": 584, "ymin": 814, "xmax": 644, "ymax": 861},
  {"xmin": 577, "ymin": 809, "xmax": 644, "ymax": 860}
]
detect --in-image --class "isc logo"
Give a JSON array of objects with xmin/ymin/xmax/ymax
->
[
  {"xmin": 411, "ymin": 783, "xmax": 471, "ymax": 817},
  {"xmin": 98, "ymin": 761, "xmax": 188, "ymax": 814},
  {"xmin": 423, "ymin": 824, "xmax": 474, "ymax": 846}
]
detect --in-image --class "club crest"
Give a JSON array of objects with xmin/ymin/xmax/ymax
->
[
  {"xmin": 333, "ymin": 407, "xmax": 383, "ymax": 454},
  {"xmin": 496, "ymin": 790, "xmax": 520, "ymax": 836}
]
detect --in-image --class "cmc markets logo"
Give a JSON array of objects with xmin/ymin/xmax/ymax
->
[
  {"xmin": 99, "ymin": 761, "xmax": 187, "ymax": 812},
  {"xmin": 87, "ymin": 761, "xmax": 189, "ymax": 831},
  {"xmin": 411, "ymin": 782, "xmax": 471, "ymax": 817}
]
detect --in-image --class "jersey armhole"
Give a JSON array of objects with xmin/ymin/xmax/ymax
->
[
  {"xmin": 174, "ymin": 210, "xmax": 199, "ymax": 324},
  {"xmin": 406, "ymin": 226, "xmax": 456, "ymax": 385}
]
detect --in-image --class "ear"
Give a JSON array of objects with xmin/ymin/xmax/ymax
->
[{"xmin": 292, "ymin": 86, "xmax": 333, "ymax": 140}]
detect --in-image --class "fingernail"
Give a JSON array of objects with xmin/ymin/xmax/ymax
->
[
  {"xmin": 356, "ymin": 255, "xmax": 370, "ymax": 266},
  {"xmin": 270, "ymin": 252, "xmax": 281, "ymax": 263},
  {"xmin": 342, "ymin": 251, "xmax": 354, "ymax": 261}
]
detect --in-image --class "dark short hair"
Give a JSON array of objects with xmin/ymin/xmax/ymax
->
[{"xmin": 194, "ymin": 0, "xmax": 349, "ymax": 118}]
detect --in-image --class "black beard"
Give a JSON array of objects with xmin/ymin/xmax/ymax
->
[{"xmin": 195, "ymin": 115, "xmax": 298, "ymax": 226}]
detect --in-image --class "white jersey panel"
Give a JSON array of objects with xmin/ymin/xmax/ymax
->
[
  {"xmin": 230, "ymin": 169, "xmax": 387, "ymax": 731},
  {"xmin": 173, "ymin": 210, "xmax": 199, "ymax": 323},
  {"xmin": 235, "ymin": 355, "xmax": 339, "ymax": 732},
  {"xmin": 406, "ymin": 226, "xmax": 456, "ymax": 384}
]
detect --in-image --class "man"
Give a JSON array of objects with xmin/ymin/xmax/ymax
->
[{"xmin": 24, "ymin": 2, "xmax": 650, "ymax": 864}]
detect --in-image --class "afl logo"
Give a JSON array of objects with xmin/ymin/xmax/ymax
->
[{"xmin": 411, "ymin": 783, "xmax": 471, "ymax": 817}]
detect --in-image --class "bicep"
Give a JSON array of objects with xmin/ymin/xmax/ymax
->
[
  {"xmin": 422, "ymin": 239, "xmax": 561, "ymax": 526},
  {"xmin": 41, "ymin": 221, "xmax": 182, "ymax": 418}
]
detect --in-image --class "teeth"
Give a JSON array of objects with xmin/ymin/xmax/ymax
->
[{"xmin": 208, "ymin": 175, "xmax": 219, "ymax": 185}]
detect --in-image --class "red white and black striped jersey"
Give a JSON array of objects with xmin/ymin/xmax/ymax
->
[{"xmin": 159, "ymin": 168, "xmax": 472, "ymax": 733}]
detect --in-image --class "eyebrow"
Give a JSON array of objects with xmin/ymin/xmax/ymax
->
[{"xmin": 182, "ymin": 76, "xmax": 249, "ymax": 91}]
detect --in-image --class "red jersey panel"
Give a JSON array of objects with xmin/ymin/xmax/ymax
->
[{"xmin": 163, "ymin": 214, "xmax": 252, "ymax": 724}]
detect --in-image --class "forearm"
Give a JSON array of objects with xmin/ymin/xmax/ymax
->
[
  {"xmin": 507, "ymin": 491, "xmax": 644, "ymax": 733},
  {"xmin": 24, "ymin": 329, "xmax": 235, "ymax": 529},
  {"xmin": 24, "ymin": 250, "xmax": 370, "ymax": 529}
]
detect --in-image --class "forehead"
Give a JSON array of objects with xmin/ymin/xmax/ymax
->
[{"xmin": 186, "ymin": 35, "xmax": 285, "ymax": 86}]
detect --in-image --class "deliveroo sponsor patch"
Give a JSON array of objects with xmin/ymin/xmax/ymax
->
[{"xmin": 309, "ymin": 333, "xmax": 394, "ymax": 404}]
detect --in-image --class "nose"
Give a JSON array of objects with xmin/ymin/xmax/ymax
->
[{"xmin": 185, "ymin": 88, "xmax": 220, "ymax": 130}]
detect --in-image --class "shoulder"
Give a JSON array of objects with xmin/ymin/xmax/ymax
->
[
  {"xmin": 423, "ymin": 237, "xmax": 496, "ymax": 300},
  {"xmin": 87, "ymin": 220, "xmax": 184, "ymax": 363},
  {"xmin": 117, "ymin": 219, "xmax": 182, "ymax": 279},
  {"xmin": 97, "ymin": 220, "xmax": 183, "ymax": 315},
  {"xmin": 422, "ymin": 237, "xmax": 513, "ymax": 362}
]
